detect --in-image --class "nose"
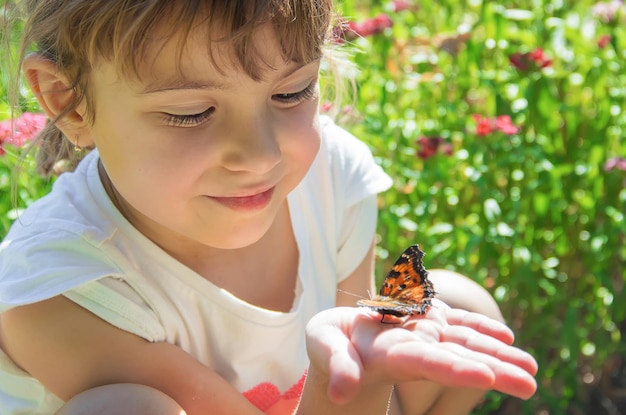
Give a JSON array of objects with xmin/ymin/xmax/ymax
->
[{"xmin": 221, "ymin": 113, "xmax": 281, "ymax": 174}]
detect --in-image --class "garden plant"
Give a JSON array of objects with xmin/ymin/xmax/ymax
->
[{"xmin": 2, "ymin": 0, "xmax": 626, "ymax": 413}]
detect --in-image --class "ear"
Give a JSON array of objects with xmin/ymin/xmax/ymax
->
[{"xmin": 23, "ymin": 53, "xmax": 91, "ymax": 147}]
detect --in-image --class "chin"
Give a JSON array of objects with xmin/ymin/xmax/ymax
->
[{"xmin": 203, "ymin": 220, "xmax": 274, "ymax": 250}]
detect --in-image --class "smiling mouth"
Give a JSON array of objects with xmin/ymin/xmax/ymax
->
[{"xmin": 209, "ymin": 187, "xmax": 275, "ymax": 211}]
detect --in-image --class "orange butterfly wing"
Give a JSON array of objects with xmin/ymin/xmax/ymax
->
[{"xmin": 357, "ymin": 244, "xmax": 436, "ymax": 321}]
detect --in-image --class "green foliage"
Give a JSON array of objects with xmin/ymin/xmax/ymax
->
[
  {"xmin": 1, "ymin": 1, "xmax": 39, "ymax": 117},
  {"xmin": 0, "ymin": 1, "xmax": 54, "ymax": 234},
  {"xmin": 0, "ymin": 146, "xmax": 52, "ymax": 233},
  {"xmin": 1, "ymin": 0, "xmax": 625, "ymax": 413},
  {"xmin": 337, "ymin": 0, "xmax": 626, "ymax": 413}
]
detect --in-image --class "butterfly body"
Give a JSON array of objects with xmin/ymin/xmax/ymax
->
[{"xmin": 357, "ymin": 244, "xmax": 435, "ymax": 322}]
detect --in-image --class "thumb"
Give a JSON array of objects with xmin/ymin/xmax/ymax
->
[{"xmin": 305, "ymin": 310, "xmax": 363, "ymax": 404}]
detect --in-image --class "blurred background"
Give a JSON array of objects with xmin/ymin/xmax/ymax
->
[{"xmin": 2, "ymin": 0, "xmax": 626, "ymax": 413}]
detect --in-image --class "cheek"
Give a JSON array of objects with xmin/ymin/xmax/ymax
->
[
  {"xmin": 99, "ymin": 136, "xmax": 215, "ymax": 214},
  {"xmin": 283, "ymin": 128, "xmax": 320, "ymax": 184},
  {"xmin": 297, "ymin": 131, "xmax": 321, "ymax": 166},
  {"xmin": 280, "ymin": 108, "xmax": 321, "ymax": 166}
]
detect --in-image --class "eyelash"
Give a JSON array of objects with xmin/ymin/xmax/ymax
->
[
  {"xmin": 163, "ymin": 80, "xmax": 317, "ymax": 128},
  {"xmin": 272, "ymin": 80, "xmax": 318, "ymax": 104},
  {"xmin": 163, "ymin": 107, "xmax": 215, "ymax": 128}
]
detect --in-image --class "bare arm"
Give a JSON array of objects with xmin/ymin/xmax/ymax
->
[
  {"xmin": 336, "ymin": 238, "xmax": 377, "ymax": 308},
  {"xmin": 0, "ymin": 296, "xmax": 262, "ymax": 415}
]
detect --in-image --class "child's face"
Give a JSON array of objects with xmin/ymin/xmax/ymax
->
[{"xmin": 84, "ymin": 25, "xmax": 322, "ymax": 252}]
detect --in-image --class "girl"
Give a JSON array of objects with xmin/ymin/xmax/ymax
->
[{"xmin": 0, "ymin": 1, "xmax": 537, "ymax": 414}]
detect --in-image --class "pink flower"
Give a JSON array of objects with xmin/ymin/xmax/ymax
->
[
  {"xmin": 416, "ymin": 136, "xmax": 453, "ymax": 160},
  {"xmin": 473, "ymin": 114, "xmax": 519, "ymax": 136},
  {"xmin": 319, "ymin": 102, "xmax": 333, "ymax": 113},
  {"xmin": 605, "ymin": 157, "xmax": 626, "ymax": 172},
  {"xmin": 509, "ymin": 48, "xmax": 552, "ymax": 73},
  {"xmin": 0, "ymin": 112, "xmax": 47, "ymax": 155},
  {"xmin": 494, "ymin": 115, "xmax": 519, "ymax": 135},
  {"xmin": 592, "ymin": 0, "xmax": 623, "ymax": 23},
  {"xmin": 391, "ymin": 0, "xmax": 414, "ymax": 12}
]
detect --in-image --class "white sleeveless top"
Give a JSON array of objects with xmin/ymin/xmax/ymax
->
[{"xmin": 0, "ymin": 117, "xmax": 392, "ymax": 414}]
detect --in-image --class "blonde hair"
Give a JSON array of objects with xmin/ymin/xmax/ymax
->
[{"xmin": 12, "ymin": 0, "xmax": 335, "ymax": 176}]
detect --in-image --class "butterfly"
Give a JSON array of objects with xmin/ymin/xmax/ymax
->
[{"xmin": 357, "ymin": 244, "xmax": 436, "ymax": 323}]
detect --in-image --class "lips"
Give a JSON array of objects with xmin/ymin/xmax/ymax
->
[{"xmin": 209, "ymin": 187, "xmax": 275, "ymax": 211}]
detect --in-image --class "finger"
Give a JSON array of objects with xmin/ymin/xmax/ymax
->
[
  {"xmin": 444, "ymin": 307, "xmax": 516, "ymax": 345},
  {"xmin": 441, "ymin": 343, "xmax": 537, "ymax": 399},
  {"xmin": 391, "ymin": 340, "xmax": 537, "ymax": 400},
  {"xmin": 326, "ymin": 339, "xmax": 363, "ymax": 404},
  {"xmin": 385, "ymin": 341, "xmax": 497, "ymax": 390},
  {"xmin": 441, "ymin": 324, "xmax": 538, "ymax": 376},
  {"xmin": 305, "ymin": 311, "xmax": 364, "ymax": 404},
  {"xmin": 435, "ymin": 341, "xmax": 537, "ymax": 399}
]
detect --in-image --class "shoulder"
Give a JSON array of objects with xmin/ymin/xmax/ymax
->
[
  {"xmin": 0, "ymin": 229, "xmax": 119, "ymax": 312},
  {"xmin": 0, "ymin": 151, "xmax": 121, "ymax": 311},
  {"xmin": 319, "ymin": 115, "xmax": 374, "ymax": 162}
]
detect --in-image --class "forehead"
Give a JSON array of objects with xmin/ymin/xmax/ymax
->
[
  {"xmin": 98, "ymin": 22, "xmax": 288, "ymax": 95},
  {"xmin": 145, "ymin": 24, "xmax": 282, "ymax": 88}
]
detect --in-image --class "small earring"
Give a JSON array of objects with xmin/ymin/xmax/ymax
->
[{"xmin": 74, "ymin": 137, "xmax": 82, "ymax": 152}]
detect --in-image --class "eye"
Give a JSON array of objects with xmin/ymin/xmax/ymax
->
[
  {"xmin": 163, "ymin": 106, "xmax": 215, "ymax": 128},
  {"xmin": 272, "ymin": 80, "xmax": 318, "ymax": 105}
]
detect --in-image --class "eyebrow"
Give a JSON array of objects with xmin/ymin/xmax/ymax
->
[
  {"xmin": 139, "ymin": 61, "xmax": 317, "ymax": 95},
  {"xmin": 139, "ymin": 78, "xmax": 227, "ymax": 95}
]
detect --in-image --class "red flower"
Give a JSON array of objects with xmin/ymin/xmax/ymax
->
[
  {"xmin": 473, "ymin": 115, "xmax": 494, "ymax": 136},
  {"xmin": 509, "ymin": 52, "xmax": 527, "ymax": 71},
  {"xmin": 529, "ymin": 48, "xmax": 552, "ymax": 68},
  {"xmin": 509, "ymin": 48, "xmax": 552, "ymax": 73},
  {"xmin": 335, "ymin": 14, "xmax": 393, "ymax": 41},
  {"xmin": 598, "ymin": 34, "xmax": 612, "ymax": 48},
  {"xmin": 473, "ymin": 114, "xmax": 519, "ymax": 136},
  {"xmin": 0, "ymin": 112, "xmax": 47, "ymax": 155},
  {"xmin": 416, "ymin": 136, "xmax": 453, "ymax": 160}
]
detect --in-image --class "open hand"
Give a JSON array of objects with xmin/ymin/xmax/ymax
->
[{"xmin": 305, "ymin": 300, "xmax": 538, "ymax": 405}]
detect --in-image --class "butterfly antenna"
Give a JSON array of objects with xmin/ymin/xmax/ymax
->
[{"xmin": 336, "ymin": 289, "xmax": 367, "ymax": 300}]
